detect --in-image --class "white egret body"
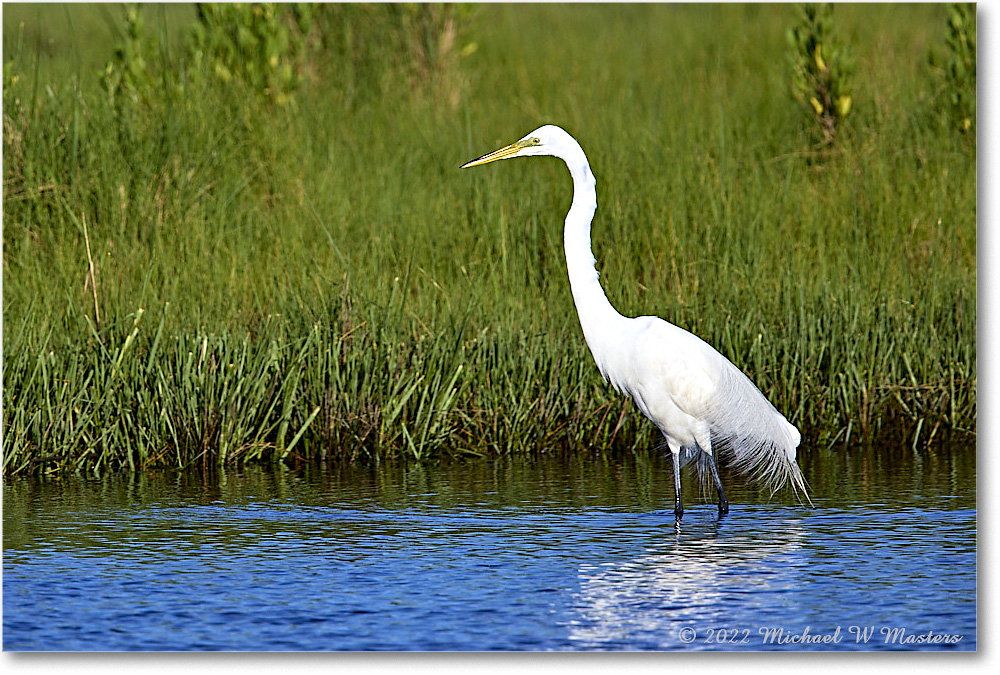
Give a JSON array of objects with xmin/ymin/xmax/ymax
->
[{"xmin": 463, "ymin": 125, "xmax": 809, "ymax": 517}]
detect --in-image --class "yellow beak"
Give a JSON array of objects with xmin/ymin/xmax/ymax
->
[{"xmin": 461, "ymin": 141, "xmax": 526, "ymax": 168}]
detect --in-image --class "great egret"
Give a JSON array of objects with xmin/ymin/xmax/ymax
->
[{"xmin": 462, "ymin": 125, "xmax": 810, "ymax": 518}]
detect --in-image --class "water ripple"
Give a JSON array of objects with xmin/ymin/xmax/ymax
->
[{"xmin": 3, "ymin": 453, "xmax": 977, "ymax": 651}]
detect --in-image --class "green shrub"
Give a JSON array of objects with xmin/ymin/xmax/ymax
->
[
  {"xmin": 188, "ymin": 3, "xmax": 317, "ymax": 106},
  {"xmin": 786, "ymin": 3, "xmax": 855, "ymax": 148},
  {"xmin": 99, "ymin": 3, "xmax": 477, "ymax": 110},
  {"xmin": 928, "ymin": 3, "xmax": 976, "ymax": 135},
  {"xmin": 313, "ymin": 3, "xmax": 477, "ymax": 110},
  {"xmin": 101, "ymin": 4, "xmax": 154, "ymax": 106}
]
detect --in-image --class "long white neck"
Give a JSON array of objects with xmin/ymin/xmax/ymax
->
[{"xmin": 560, "ymin": 146, "xmax": 629, "ymax": 382}]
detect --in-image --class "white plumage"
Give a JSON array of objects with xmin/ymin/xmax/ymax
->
[{"xmin": 463, "ymin": 124, "xmax": 810, "ymax": 517}]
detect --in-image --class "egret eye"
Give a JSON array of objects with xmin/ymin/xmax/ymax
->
[{"xmin": 531, "ymin": 137, "xmax": 540, "ymax": 145}]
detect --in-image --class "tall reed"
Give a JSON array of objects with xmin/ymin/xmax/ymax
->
[{"xmin": 2, "ymin": 4, "xmax": 975, "ymax": 475}]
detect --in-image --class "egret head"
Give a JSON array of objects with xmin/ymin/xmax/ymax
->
[{"xmin": 461, "ymin": 125, "xmax": 579, "ymax": 168}]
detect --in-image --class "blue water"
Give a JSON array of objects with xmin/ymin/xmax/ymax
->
[{"xmin": 3, "ymin": 448, "xmax": 977, "ymax": 651}]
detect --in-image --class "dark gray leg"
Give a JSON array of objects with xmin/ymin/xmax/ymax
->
[
  {"xmin": 708, "ymin": 452, "xmax": 729, "ymax": 515},
  {"xmin": 671, "ymin": 450, "xmax": 683, "ymax": 519}
]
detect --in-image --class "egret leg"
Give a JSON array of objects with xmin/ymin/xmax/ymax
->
[
  {"xmin": 708, "ymin": 452, "xmax": 729, "ymax": 515},
  {"xmin": 694, "ymin": 425, "xmax": 728, "ymax": 516},
  {"xmin": 670, "ymin": 449, "xmax": 683, "ymax": 519}
]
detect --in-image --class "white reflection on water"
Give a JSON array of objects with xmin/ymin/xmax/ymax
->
[{"xmin": 568, "ymin": 513, "xmax": 808, "ymax": 649}]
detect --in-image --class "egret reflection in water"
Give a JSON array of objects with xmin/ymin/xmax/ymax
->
[{"xmin": 568, "ymin": 512, "xmax": 807, "ymax": 649}]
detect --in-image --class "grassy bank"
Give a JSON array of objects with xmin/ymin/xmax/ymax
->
[{"xmin": 2, "ymin": 4, "xmax": 976, "ymax": 476}]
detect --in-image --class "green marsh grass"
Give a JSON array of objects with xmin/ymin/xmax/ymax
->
[{"xmin": 2, "ymin": 4, "xmax": 975, "ymax": 475}]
